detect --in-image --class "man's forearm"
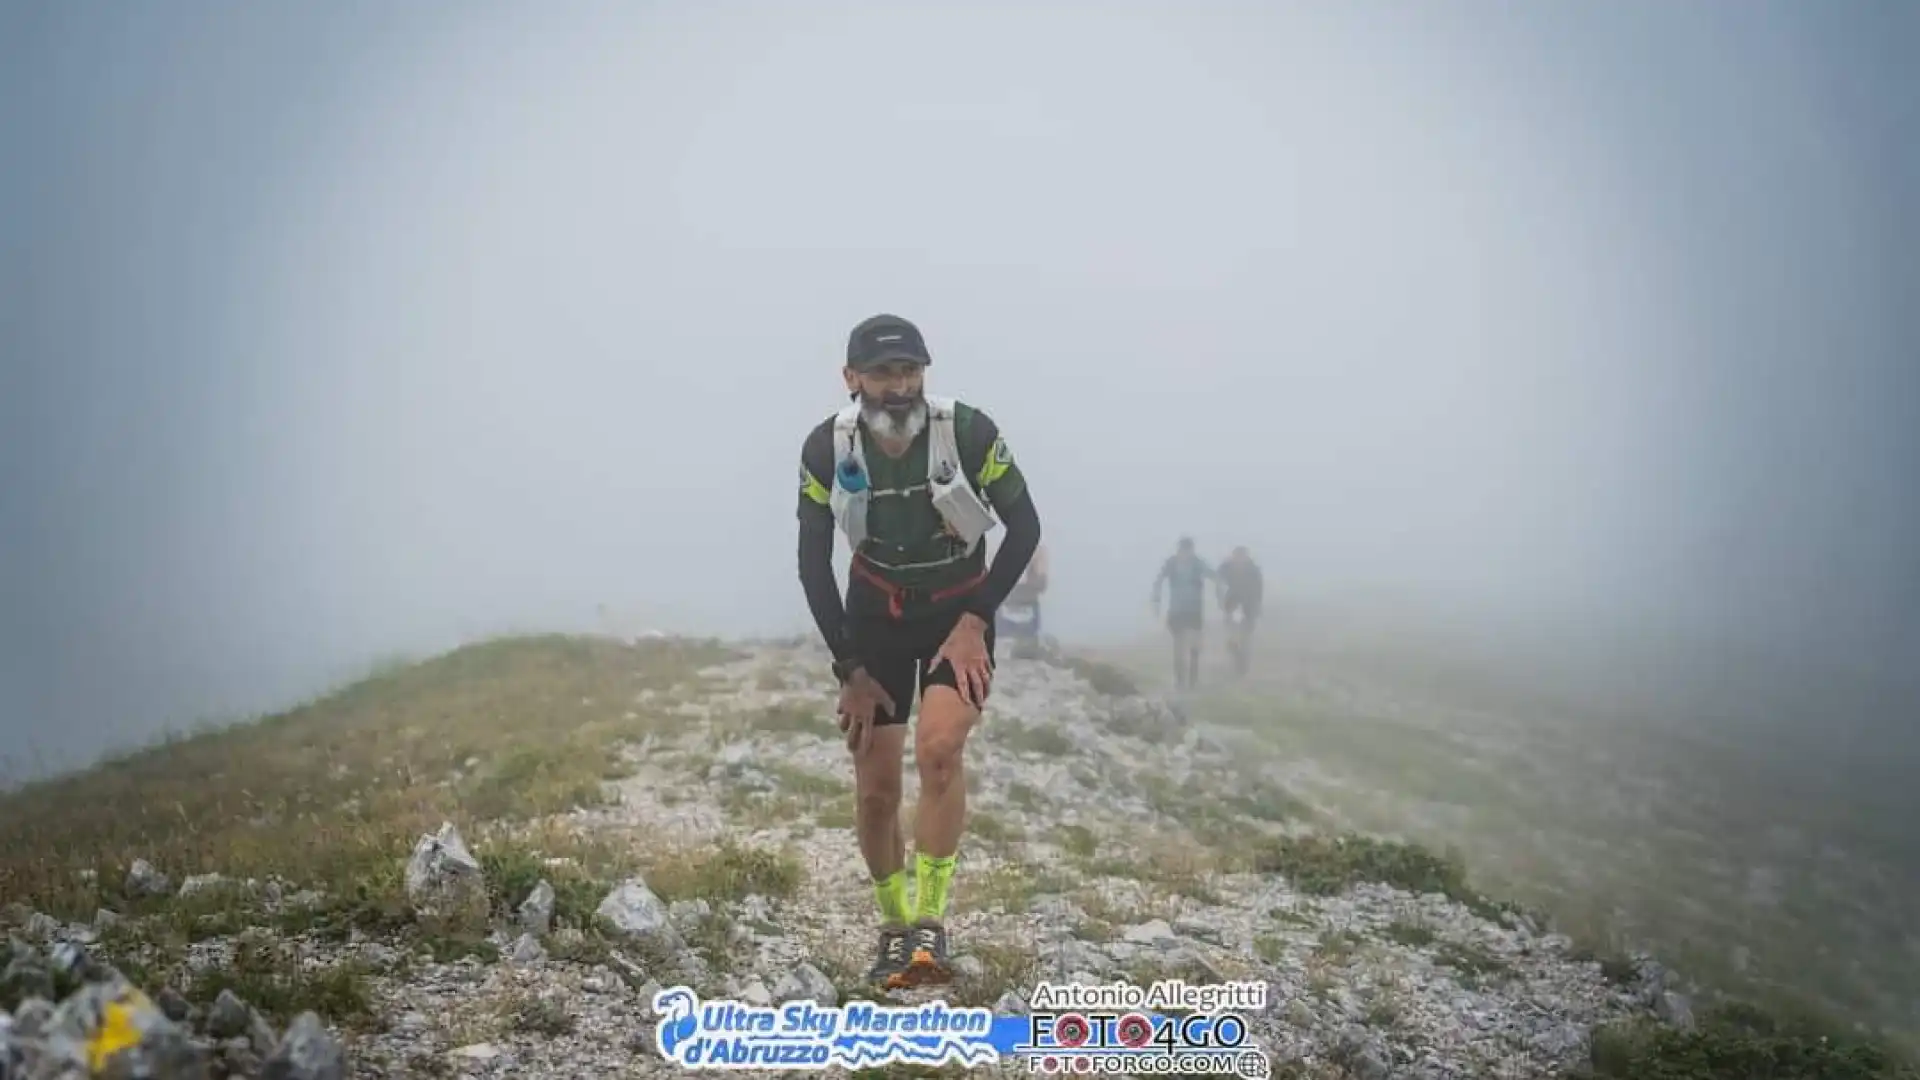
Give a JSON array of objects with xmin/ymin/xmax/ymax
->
[
  {"xmin": 797, "ymin": 523, "xmax": 856, "ymax": 665},
  {"xmin": 967, "ymin": 493, "xmax": 1040, "ymax": 622}
]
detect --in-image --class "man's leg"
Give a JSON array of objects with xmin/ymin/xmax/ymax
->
[
  {"xmin": 912, "ymin": 687, "xmax": 973, "ymax": 911},
  {"xmin": 853, "ymin": 725, "xmax": 909, "ymax": 898},
  {"xmin": 1169, "ymin": 624, "xmax": 1189, "ymax": 689},
  {"xmin": 851, "ymin": 652, "xmax": 917, "ymax": 984},
  {"xmin": 893, "ymin": 618, "xmax": 994, "ymax": 986},
  {"xmin": 1176, "ymin": 617, "xmax": 1201, "ymax": 689}
]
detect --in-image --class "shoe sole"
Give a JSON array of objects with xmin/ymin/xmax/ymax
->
[{"xmin": 886, "ymin": 949, "xmax": 953, "ymax": 989}]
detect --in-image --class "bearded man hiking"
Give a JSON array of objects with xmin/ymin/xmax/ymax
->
[{"xmin": 795, "ymin": 314, "xmax": 1042, "ymax": 988}]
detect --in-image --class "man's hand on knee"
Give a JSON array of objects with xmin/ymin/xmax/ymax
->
[
  {"xmin": 838, "ymin": 669, "xmax": 897, "ymax": 754},
  {"xmin": 930, "ymin": 613, "xmax": 994, "ymax": 707}
]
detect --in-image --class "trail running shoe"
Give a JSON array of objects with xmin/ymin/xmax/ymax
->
[
  {"xmin": 889, "ymin": 922, "xmax": 953, "ymax": 988},
  {"xmin": 867, "ymin": 927, "xmax": 911, "ymax": 985}
]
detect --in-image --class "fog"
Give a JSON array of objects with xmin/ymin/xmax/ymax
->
[{"xmin": 5, "ymin": 1, "xmax": 1916, "ymax": 775}]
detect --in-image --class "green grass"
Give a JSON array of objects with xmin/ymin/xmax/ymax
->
[
  {"xmin": 1383, "ymin": 920, "xmax": 1437, "ymax": 948},
  {"xmin": 716, "ymin": 761, "xmax": 850, "ymax": 827},
  {"xmin": 957, "ymin": 861, "xmax": 1080, "ymax": 916},
  {"xmin": 1084, "ymin": 627, "xmax": 1920, "ymax": 1064},
  {"xmin": 1005, "ymin": 782, "xmax": 1046, "ymax": 814},
  {"xmin": 1055, "ymin": 823, "xmax": 1100, "ymax": 859},
  {"xmin": 1137, "ymin": 770, "xmax": 1313, "ymax": 848},
  {"xmin": 1052, "ymin": 654, "xmax": 1142, "ymax": 698},
  {"xmin": 181, "ymin": 937, "xmax": 376, "ymax": 1029},
  {"xmin": 764, "ymin": 763, "xmax": 843, "ymax": 798},
  {"xmin": 1252, "ymin": 832, "xmax": 1475, "ymax": 901},
  {"xmin": 1433, "ymin": 940, "xmax": 1507, "ymax": 983},
  {"xmin": 643, "ymin": 839, "xmax": 804, "ymax": 903},
  {"xmin": 814, "ymin": 797, "xmax": 857, "ymax": 830},
  {"xmin": 51, "ymin": 814, "xmax": 693, "ymax": 1023},
  {"xmin": 743, "ymin": 701, "xmax": 832, "ymax": 736},
  {"xmin": 970, "ymin": 812, "xmax": 1025, "ymax": 845},
  {"xmin": 1315, "ymin": 927, "xmax": 1363, "ymax": 963},
  {"xmin": 1077, "ymin": 837, "xmax": 1221, "ymax": 903},
  {"xmin": 479, "ymin": 846, "xmax": 610, "ymax": 932},
  {"xmin": 1569, "ymin": 944, "xmax": 1641, "ymax": 986},
  {"xmin": 1364, "ymin": 990, "xmax": 1405, "ymax": 1029},
  {"xmin": 945, "ymin": 940, "xmax": 1040, "ymax": 1008},
  {"xmin": 1072, "ymin": 918, "xmax": 1118, "ymax": 943},
  {"xmin": 991, "ymin": 719, "xmax": 1075, "ymax": 757},
  {"xmin": 460, "ymin": 740, "xmax": 621, "ymax": 819},
  {"xmin": 0, "ymin": 635, "xmax": 736, "ymax": 923},
  {"xmin": 1186, "ymin": 645, "xmax": 1920, "ymax": 1054},
  {"xmin": 1576, "ymin": 1007, "xmax": 1920, "ymax": 1080},
  {"xmin": 0, "ymin": 635, "xmax": 769, "ymax": 1041}
]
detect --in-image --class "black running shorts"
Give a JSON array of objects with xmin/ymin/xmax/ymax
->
[{"xmin": 850, "ymin": 609, "xmax": 998, "ymax": 727}]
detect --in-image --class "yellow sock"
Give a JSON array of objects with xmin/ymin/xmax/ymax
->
[
  {"xmin": 874, "ymin": 870, "xmax": 910, "ymax": 926},
  {"xmin": 913, "ymin": 852, "xmax": 957, "ymax": 923}
]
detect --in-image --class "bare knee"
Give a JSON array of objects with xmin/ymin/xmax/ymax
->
[
  {"xmin": 917, "ymin": 743, "xmax": 966, "ymax": 795},
  {"xmin": 857, "ymin": 782, "xmax": 901, "ymax": 821},
  {"xmin": 915, "ymin": 692, "xmax": 974, "ymax": 794},
  {"xmin": 915, "ymin": 725, "xmax": 969, "ymax": 795},
  {"xmin": 854, "ymin": 757, "xmax": 902, "ymax": 821}
]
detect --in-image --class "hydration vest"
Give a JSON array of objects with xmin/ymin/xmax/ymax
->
[{"xmin": 827, "ymin": 395, "xmax": 999, "ymax": 570}]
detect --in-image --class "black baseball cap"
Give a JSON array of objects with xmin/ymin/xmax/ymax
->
[{"xmin": 847, "ymin": 314, "xmax": 932, "ymax": 371}]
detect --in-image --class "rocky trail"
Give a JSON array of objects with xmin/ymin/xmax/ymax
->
[{"xmin": 2, "ymin": 638, "xmax": 1703, "ymax": 1078}]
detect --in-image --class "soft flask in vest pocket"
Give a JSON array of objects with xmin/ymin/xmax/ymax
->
[
  {"xmin": 927, "ymin": 460, "xmax": 996, "ymax": 549},
  {"xmin": 830, "ymin": 457, "xmax": 871, "ymax": 548},
  {"xmin": 923, "ymin": 397, "xmax": 998, "ymax": 549}
]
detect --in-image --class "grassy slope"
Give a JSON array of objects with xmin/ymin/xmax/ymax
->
[
  {"xmin": 1, "ymin": 632, "xmax": 1913, "ymax": 1080},
  {"xmin": 0, "ymin": 635, "xmax": 813, "ymax": 1028},
  {"xmin": 1101, "ymin": 618, "xmax": 1920, "ymax": 1060}
]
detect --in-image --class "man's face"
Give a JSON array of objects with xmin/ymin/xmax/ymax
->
[
  {"xmin": 1178, "ymin": 539, "xmax": 1195, "ymax": 557},
  {"xmin": 845, "ymin": 360, "xmax": 927, "ymax": 436}
]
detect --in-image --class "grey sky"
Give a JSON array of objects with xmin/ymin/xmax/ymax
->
[{"xmin": 4, "ymin": 1, "xmax": 1916, "ymax": 773}]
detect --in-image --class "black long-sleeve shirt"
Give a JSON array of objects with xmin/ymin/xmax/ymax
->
[{"xmin": 795, "ymin": 406, "xmax": 1040, "ymax": 668}]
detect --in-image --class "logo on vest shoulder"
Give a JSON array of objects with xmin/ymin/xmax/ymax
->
[{"xmin": 989, "ymin": 438, "xmax": 1014, "ymax": 468}]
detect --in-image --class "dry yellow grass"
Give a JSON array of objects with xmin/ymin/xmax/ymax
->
[
  {"xmin": 0, "ymin": 635, "xmax": 739, "ymax": 919},
  {"xmin": 0, "ymin": 634, "xmax": 823, "ymax": 1026}
]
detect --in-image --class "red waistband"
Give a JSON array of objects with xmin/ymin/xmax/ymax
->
[{"xmin": 849, "ymin": 556, "xmax": 986, "ymax": 620}]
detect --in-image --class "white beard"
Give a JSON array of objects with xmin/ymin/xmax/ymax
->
[{"xmin": 863, "ymin": 401, "xmax": 928, "ymax": 443}]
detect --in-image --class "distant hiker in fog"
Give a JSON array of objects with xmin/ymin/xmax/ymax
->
[
  {"xmin": 1151, "ymin": 536, "xmax": 1214, "ymax": 691},
  {"xmin": 1218, "ymin": 546, "xmax": 1263, "ymax": 678}
]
